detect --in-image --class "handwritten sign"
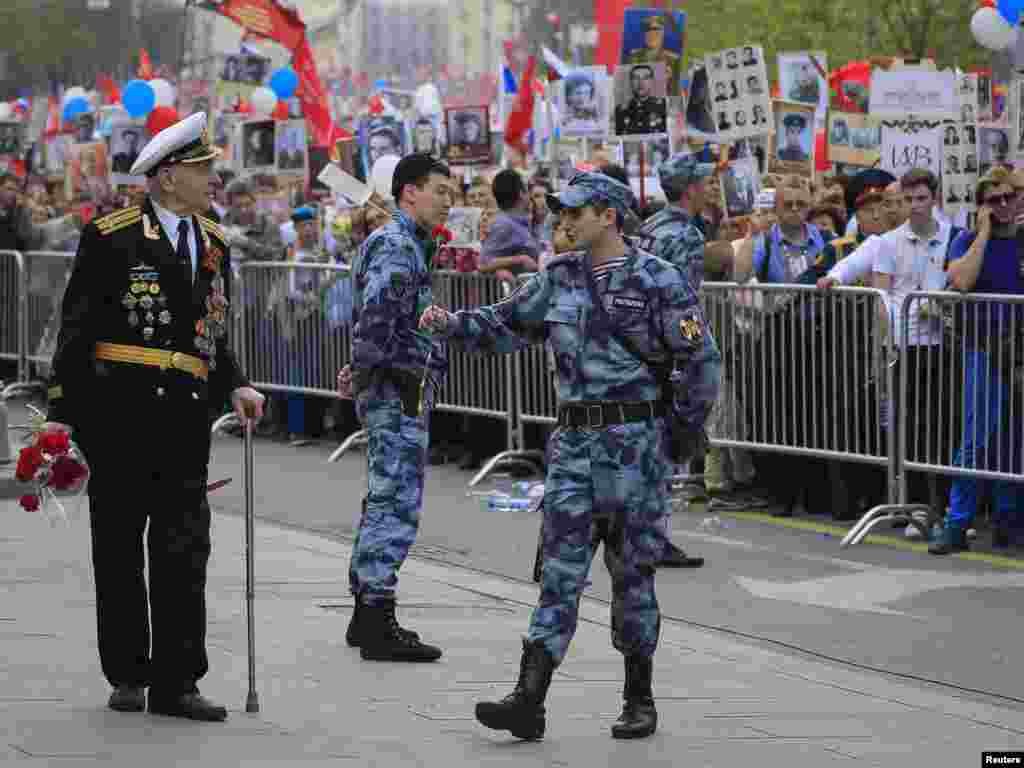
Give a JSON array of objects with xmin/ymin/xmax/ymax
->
[
  {"xmin": 879, "ymin": 124, "xmax": 942, "ymax": 178},
  {"xmin": 869, "ymin": 69, "xmax": 957, "ymax": 120}
]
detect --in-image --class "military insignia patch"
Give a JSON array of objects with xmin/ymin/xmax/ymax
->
[{"xmin": 679, "ymin": 315, "xmax": 703, "ymax": 342}]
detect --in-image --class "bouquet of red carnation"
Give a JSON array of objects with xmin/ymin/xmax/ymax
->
[
  {"xmin": 13, "ymin": 406, "xmax": 90, "ymax": 525},
  {"xmin": 432, "ymin": 225, "xmax": 453, "ymax": 251}
]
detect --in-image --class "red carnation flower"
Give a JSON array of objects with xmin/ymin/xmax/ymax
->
[
  {"xmin": 37, "ymin": 429, "xmax": 70, "ymax": 456},
  {"xmin": 19, "ymin": 494, "xmax": 40, "ymax": 512},
  {"xmin": 431, "ymin": 225, "xmax": 453, "ymax": 244},
  {"xmin": 15, "ymin": 445, "xmax": 44, "ymax": 482},
  {"xmin": 49, "ymin": 456, "xmax": 87, "ymax": 492}
]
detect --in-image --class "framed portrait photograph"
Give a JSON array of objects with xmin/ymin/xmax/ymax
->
[
  {"xmin": 613, "ymin": 63, "xmax": 668, "ymax": 139},
  {"xmin": 683, "ymin": 64, "xmax": 717, "ymax": 140},
  {"xmin": 619, "ymin": 8, "xmax": 687, "ymax": 92},
  {"xmin": 444, "ymin": 106, "xmax": 491, "ymax": 166},
  {"xmin": 275, "ymin": 119, "xmax": 307, "ymax": 176},
  {"xmin": 720, "ymin": 156, "xmax": 760, "ymax": 219},
  {"xmin": 221, "ymin": 53, "xmax": 270, "ymax": 85},
  {"xmin": 360, "ymin": 115, "xmax": 406, "ymax": 177},
  {"xmin": 827, "ymin": 112, "xmax": 881, "ymax": 167},
  {"xmin": 769, "ymin": 100, "xmax": 816, "ymax": 178},
  {"xmin": 411, "ymin": 117, "xmax": 440, "ymax": 156},
  {"xmin": 240, "ymin": 119, "xmax": 277, "ymax": 173},
  {"xmin": 777, "ymin": 52, "xmax": 828, "ymax": 118},
  {"xmin": 0, "ymin": 121, "xmax": 22, "ymax": 157},
  {"xmin": 109, "ymin": 121, "xmax": 150, "ymax": 186},
  {"xmin": 557, "ymin": 67, "xmax": 611, "ymax": 138},
  {"xmin": 977, "ymin": 126, "xmax": 1010, "ymax": 176},
  {"xmin": 65, "ymin": 141, "xmax": 110, "ymax": 203}
]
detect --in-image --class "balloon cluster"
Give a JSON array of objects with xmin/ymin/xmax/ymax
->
[
  {"xmin": 245, "ymin": 67, "xmax": 298, "ymax": 118},
  {"xmin": 971, "ymin": 0, "xmax": 1024, "ymax": 50}
]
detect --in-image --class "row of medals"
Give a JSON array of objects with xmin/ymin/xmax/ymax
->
[{"xmin": 123, "ymin": 281, "xmax": 171, "ymax": 342}]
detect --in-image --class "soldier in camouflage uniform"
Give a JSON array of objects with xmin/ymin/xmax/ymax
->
[
  {"xmin": 420, "ymin": 173, "xmax": 721, "ymax": 740},
  {"xmin": 635, "ymin": 150, "xmax": 717, "ymax": 569},
  {"xmin": 336, "ymin": 154, "xmax": 454, "ymax": 663}
]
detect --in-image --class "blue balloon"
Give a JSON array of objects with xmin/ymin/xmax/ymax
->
[
  {"xmin": 62, "ymin": 97, "xmax": 90, "ymax": 122},
  {"xmin": 123, "ymin": 79, "xmax": 155, "ymax": 118},
  {"xmin": 374, "ymin": 78, "xmax": 388, "ymax": 91},
  {"xmin": 998, "ymin": 0, "xmax": 1024, "ymax": 24},
  {"xmin": 269, "ymin": 67, "xmax": 299, "ymax": 100}
]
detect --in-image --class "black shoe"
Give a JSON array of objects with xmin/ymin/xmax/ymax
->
[
  {"xmin": 108, "ymin": 686, "xmax": 145, "ymax": 712},
  {"xmin": 147, "ymin": 691, "xmax": 227, "ymax": 722},
  {"xmin": 611, "ymin": 656, "xmax": 657, "ymax": 739},
  {"xmin": 358, "ymin": 598, "xmax": 441, "ymax": 662},
  {"xmin": 347, "ymin": 594, "xmax": 419, "ymax": 648},
  {"xmin": 993, "ymin": 528, "xmax": 1011, "ymax": 549},
  {"xmin": 658, "ymin": 541, "xmax": 704, "ymax": 568},
  {"xmin": 475, "ymin": 640, "xmax": 555, "ymax": 740},
  {"xmin": 428, "ymin": 446, "xmax": 447, "ymax": 465}
]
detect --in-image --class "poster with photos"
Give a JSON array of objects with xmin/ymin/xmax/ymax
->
[
  {"xmin": 942, "ymin": 121, "xmax": 978, "ymax": 217},
  {"xmin": 0, "ymin": 121, "xmax": 22, "ymax": 157},
  {"xmin": 827, "ymin": 112, "xmax": 882, "ymax": 167},
  {"xmin": 613, "ymin": 63, "xmax": 669, "ymax": 139},
  {"xmin": 976, "ymin": 69, "xmax": 994, "ymax": 123},
  {"xmin": 558, "ymin": 67, "xmax": 612, "ymax": 138},
  {"xmin": 618, "ymin": 8, "xmax": 688, "ymax": 90},
  {"xmin": 977, "ymin": 125, "xmax": 1010, "ymax": 177},
  {"xmin": 778, "ymin": 51, "xmax": 828, "ymax": 127},
  {"xmin": 704, "ymin": 44, "xmax": 772, "ymax": 143},
  {"xmin": 683, "ymin": 63, "xmax": 718, "ymax": 141},
  {"xmin": 620, "ymin": 137, "xmax": 672, "ymax": 200},
  {"xmin": 65, "ymin": 142, "xmax": 110, "ymax": 203},
  {"xmin": 360, "ymin": 115, "xmax": 407, "ymax": 180},
  {"xmin": 1013, "ymin": 78, "xmax": 1024, "ymax": 163},
  {"xmin": 275, "ymin": 119, "xmax": 307, "ymax": 177},
  {"xmin": 769, "ymin": 100, "xmax": 816, "ymax": 179},
  {"xmin": 720, "ymin": 156, "xmax": 760, "ymax": 219},
  {"xmin": 444, "ymin": 106, "xmax": 491, "ymax": 166}
]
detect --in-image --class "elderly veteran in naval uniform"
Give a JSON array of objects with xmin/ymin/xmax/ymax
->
[{"xmin": 47, "ymin": 113, "xmax": 264, "ymax": 722}]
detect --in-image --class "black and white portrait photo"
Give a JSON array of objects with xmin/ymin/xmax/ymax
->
[
  {"xmin": 361, "ymin": 116, "xmax": 405, "ymax": 174},
  {"xmin": 241, "ymin": 119, "xmax": 276, "ymax": 170},
  {"xmin": 978, "ymin": 126, "xmax": 1010, "ymax": 176},
  {"xmin": 444, "ymin": 107, "xmax": 491, "ymax": 165},
  {"xmin": 275, "ymin": 119, "xmax": 307, "ymax": 174},
  {"xmin": 110, "ymin": 123, "xmax": 148, "ymax": 176},
  {"xmin": 221, "ymin": 54, "xmax": 269, "ymax": 85},
  {"xmin": 720, "ymin": 157, "xmax": 759, "ymax": 218},
  {"xmin": 0, "ymin": 121, "xmax": 22, "ymax": 156},
  {"xmin": 558, "ymin": 67, "xmax": 610, "ymax": 137},
  {"xmin": 943, "ymin": 126, "xmax": 960, "ymax": 147},
  {"xmin": 741, "ymin": 45, "xmax": 757, "ymax": 67},
  {"xmin": 613, "ymin": 63, "xmax": 668, "ymax": 137},
  {"xmin": 412, "ymin": 118, "xmax": 438, "ymax": 155}
]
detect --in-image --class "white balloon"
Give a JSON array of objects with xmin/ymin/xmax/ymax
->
[
  {"xmin": 250, "ymin": 86, "xmax": 278, "ymax": 116},
  {"xmin": 62, "ymin": 86, "xmax": 87, "ymax": 106},
  {"xmin": 370, "ymin": 154, "xmax": 401, "ymax": 200},
  {"xmin": 150, "ymin": 78, "xmax": 176, "ymax": 108},
  {"xmin": 971, "ymin": 8, "xmax": 1016, "ymax": 51},
  {"xmin": 0, "ymin": 103, "xmax": 12, "ymax": 120}
]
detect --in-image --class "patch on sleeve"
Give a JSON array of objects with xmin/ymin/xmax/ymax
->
[
  {"xmin": 611, "ymin": 295, "xmax": 647, "ymax": 312},
  {"xmin": 679, "ymin": 309, "xmax": 704, "ymax": 342}
]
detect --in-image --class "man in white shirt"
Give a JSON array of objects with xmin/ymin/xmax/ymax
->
[{"xmin": 871, "ymin": 169, "xmax": 958, "ymax": 527}]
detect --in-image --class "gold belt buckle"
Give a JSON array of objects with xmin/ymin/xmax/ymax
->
[{"xmin": 166, "ymin": 352, "xmax": 184, "ymax": 372}]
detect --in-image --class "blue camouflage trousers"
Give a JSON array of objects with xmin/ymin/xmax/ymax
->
[
  {"xmin": 349, "ymin": 376, "xmax": 433, "ymax": 606},
  {"xmin": 529, "ymin": 419, "xmax": 671, "ymax": 665}
]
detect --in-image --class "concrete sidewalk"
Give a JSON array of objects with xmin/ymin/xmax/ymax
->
[{"xmin": 1, "ymin": 502, "xmax": 1023, "ymax": 767}]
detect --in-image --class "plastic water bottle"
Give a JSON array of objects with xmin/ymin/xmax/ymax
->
[{"xmin": 486, "ymin": 493, "xmax": 532, "ymax": 512}]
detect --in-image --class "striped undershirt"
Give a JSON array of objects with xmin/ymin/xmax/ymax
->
[{"xmin": 592, "ymin": 257, "xmax": 628, "ymax": 282}]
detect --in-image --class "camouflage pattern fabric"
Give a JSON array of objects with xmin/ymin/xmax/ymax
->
[
  {"xmin": 349, "ymin": 375, "xmax": 434, "ymax": 605},
  {"xmin": 350, "ymin": 209, "xmax": 447, "ymax": 394},
  {"xmin": 635, "ymin": 205, "xmax": 707, "ymax": 291}
]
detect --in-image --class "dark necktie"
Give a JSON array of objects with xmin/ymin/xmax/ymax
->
[{"xmin": 177, "ymin": 219, "xmax": 192, "ymax": 287}]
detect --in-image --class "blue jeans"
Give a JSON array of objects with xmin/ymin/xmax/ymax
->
[{"xmin": 948, "ymin": 349, "xmax": 1024, "ymax": 531}]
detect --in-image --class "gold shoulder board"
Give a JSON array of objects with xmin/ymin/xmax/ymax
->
[
  {"xmin": 197, "ymin": 215, "xmax": 227, "ymax": 244},
  {"xmin": 96, "ymin": 207, "xmax": 142, "ymax": 236}
]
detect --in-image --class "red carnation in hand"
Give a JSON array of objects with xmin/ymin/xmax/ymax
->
[
  {"xmin": 49, "ymin": 455, "xmax": 88, "ymax": 492},
  {"xmin": 15, "ymin": 445, "xmax": 44, "ymax": 482},
  {"xmin": 19, "ymin": 494, "xmax": 40, "ymax": 512},
  {"xmin": 37, "ymin": 429, "xmax": 70, "ymax": 456},
  {"xmin": 431, "ymin": 225, "xmax": 453, "ymax": 244}
]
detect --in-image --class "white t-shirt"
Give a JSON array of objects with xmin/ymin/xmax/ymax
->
[
  {"xmin": 873, "ymin": 220, "xmax": 952, "ymax": 346},
  {"xmin": 827, "ymin": 235, "xmax": 883, "ymax": 286}
]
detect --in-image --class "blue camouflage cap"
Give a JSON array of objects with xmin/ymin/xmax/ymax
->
[
  {"xmin": 546, "ymin": 171, "xmax": 636, "ymax": 216},
  {"xmin": 657, "ymin": 151, "xmax": 715, "ymax": 192}
]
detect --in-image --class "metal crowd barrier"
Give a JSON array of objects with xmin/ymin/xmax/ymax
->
[
  {"xmin": 842, "ymin": 290, "xmax": 1024, "ymax": 547},
  {"xmin": 0, "ymin": 250, "xmax": 23, "ymax": 390}
]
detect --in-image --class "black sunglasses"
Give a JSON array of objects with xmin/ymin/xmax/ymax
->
[{"xmin": 983, "ymin": 193, "xmax": 1015, "ymax": 206}]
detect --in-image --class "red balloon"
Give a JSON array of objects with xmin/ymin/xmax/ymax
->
[
  {"xmin": 272, "ymin": 100, "xmax": 289, "ymax": 120},
  {"xmin": 236, "ymin": 99, "xmax": 252, "ymax": 114},
  {"xmin": 547, "ymin": 13, "xmax": 560, "ymax": 26},
  {"xmin": 368, "ymin": 94, "xmax": 385, "ymax": 115},
  {"xmin": 145, "ymin": 106, "xmax": 180, "ymax": 136},
  {"xmin": 979, "ymin": 0, "xmax": 996, "ymax": 7}
]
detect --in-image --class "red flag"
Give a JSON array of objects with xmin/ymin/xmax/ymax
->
[
  {"xmin": 96, "ymin": 74, "xmax": 121, "ymax": 106},
  {"xmin": 292, "ymin": 39, "xmax": 334, "ymax": 147},
  {"xmin": 138, "ymin": 49, "xmax": 154, "ymax": 80},
  {"xmin": 504, "ymin": 55, "xmax": 537, "ymax": 157},
  {"xmin": 594, "ymin": 0, "xmax": 631, "ymax": 74},
  {"xmin": 829, "ymin": 60, "xmax": 872, "ymax": 114},
  {"xmin": 44, "ymin": 95, "xmax": 61, "ymax": 138}
]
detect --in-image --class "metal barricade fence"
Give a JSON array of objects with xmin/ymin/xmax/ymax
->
[
  {"xmin": 0, "ymin": 250, "xmax": 23, "ymax": 387},
  {"xmin": 22, "ymin": 251, "xmax": 76, "ymax": 382},
  {"xmin": 842, "ymin": 290, "xmax": 1024, "ymax": 547},
  {"xmin": 701, "ymin": 282, "xmax": 896, "ymax": 500}
]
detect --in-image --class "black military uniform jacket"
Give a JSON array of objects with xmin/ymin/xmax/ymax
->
[
  {"xmin": 615, "ymin": 96, "xmax": 667, "ymax": 135},
  {"xmin": 48, "ymin": 200, "xmax": 249, "ymax": 483}
]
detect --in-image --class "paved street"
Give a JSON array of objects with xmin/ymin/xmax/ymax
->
[{"xmin": 3, "ymin": 398, "xmax": 1024, "ymax": 765}]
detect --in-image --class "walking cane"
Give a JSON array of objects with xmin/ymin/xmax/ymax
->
[{"xmin": 243, "ymin": 419, "xmax": 259, "ymax": 713}]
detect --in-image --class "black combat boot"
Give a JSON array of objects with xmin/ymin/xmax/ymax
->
[
  {"xmin": 475, "ymin": 640, "xmax": 555, "ymax": 740},
  {"xmin": 611, "ymin": 655, "xmax": 657, "ymax": 739},
  {"xmin": 347, "ymin": 593, "xmax": 419, "ymax": 648},
  {"xmin": 358, "ymin": 598, "xmax": 441, "ymax": 662}
]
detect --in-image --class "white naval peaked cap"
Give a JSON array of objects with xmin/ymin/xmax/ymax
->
[{"xmin": 130, "ymin": 112, "xmax": 221, "ymax": 177}]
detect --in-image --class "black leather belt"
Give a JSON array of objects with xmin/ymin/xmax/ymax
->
[{"xmin": 557, "ymin": 401, "xmax": 665, "ymax": 429}]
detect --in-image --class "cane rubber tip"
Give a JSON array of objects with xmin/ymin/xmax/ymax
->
[{"xmin": 245, "ymin": 693, "xmax": 259, "ymax": 713}]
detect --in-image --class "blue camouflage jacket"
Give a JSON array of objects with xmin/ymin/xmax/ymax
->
[
  {"xmin": 635, "ymin": 204, "xmax": 706, "ymax": 291},
  {"xmin": 351, "ymin": 210, "xmax": 448, "ymax": 391},
  {"xmin": 443, "ymin": 242, "xmax": 720, "ymax": 439}
]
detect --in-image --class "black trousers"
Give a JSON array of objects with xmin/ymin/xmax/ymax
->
[{"xmin": 79, "ymin": 382, "xmax": 214, "ymax": 695}]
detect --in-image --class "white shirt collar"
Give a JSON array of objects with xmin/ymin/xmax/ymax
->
[
  {"xmin": 150, "ymin": 198, "xmax": 198, "ymax": 282},
  {"xmin": 900, "ymin": 218, "xmax": 949, "ymax": 246}
]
